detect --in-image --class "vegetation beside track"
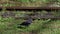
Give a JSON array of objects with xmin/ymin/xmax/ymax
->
[{"xmin": 0, "ymin": 11, "xmax": 60, "ymax": 34}]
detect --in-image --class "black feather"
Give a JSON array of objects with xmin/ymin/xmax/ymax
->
[{"xmin": 17, "ymin": 18, "xmax": 32, "ymax": 28}]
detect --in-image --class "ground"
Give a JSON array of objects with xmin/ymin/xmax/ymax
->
[{"xmin": 0, "ymin": 11, "xmax": 60, "ymax": 34}]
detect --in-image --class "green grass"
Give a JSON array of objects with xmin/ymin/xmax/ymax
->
[
  {"xmin": 0, "ymin": 11, "xmax": 60, "ymax": 34},
  {"xmin": 0, "ymin": 17, "xmax": 51, "ymax": 34},
  {"xmin": 0, "ymin": 17, "xmax": 60, "ymax": 34},
  {"xmin": 38, "ymin": 20, "xmax": 60, "ymax": 34}
]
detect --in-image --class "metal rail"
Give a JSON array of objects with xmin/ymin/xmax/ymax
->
[
  {"xmin": 0, "ymin": 6, "xmax": 59, "ymax": 11},
  {"xmin": 6, "ymin": 6, "xmax": 60, "ymax": 10}
]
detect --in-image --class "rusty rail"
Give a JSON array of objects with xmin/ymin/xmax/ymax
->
[
  {"xmin": 0, "ymin": 6, "xmax": 60, "ymax": 11},
  {"xmin": 6, "ymin": 6, "xmax": 60, "ymax": 10}
]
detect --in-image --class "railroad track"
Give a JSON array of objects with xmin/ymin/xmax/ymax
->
[
  {"xmin": 0, "ymin": 6, "xmax": 60, "ymax": 11},
  {"xmin": 0, "ymin": 1, "xmax": 60, "ymax": 19},
  {"xmin": 0, "ymin": 6, "xmax": 60, "ymax": 19}
]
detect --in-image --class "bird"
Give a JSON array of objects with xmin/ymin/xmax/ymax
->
[{"xmin": 17, "ymin": 18, "xmax": 33, "ymax": 28}]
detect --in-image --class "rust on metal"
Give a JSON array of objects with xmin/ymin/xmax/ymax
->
[
  {"xmin": 6, "ymin": 6, "xmax": 60, "ymax": 10},
  {"xmin": 0, "ymin": 6, "xmax": 59, "ymax": 11}
]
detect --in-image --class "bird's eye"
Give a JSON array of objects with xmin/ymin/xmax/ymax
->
[{"xmin": 33, "ymin": 19, "xmax": 36, "ymax": 21}]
